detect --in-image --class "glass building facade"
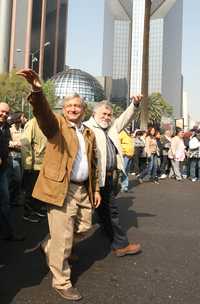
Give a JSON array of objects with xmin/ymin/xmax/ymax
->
[
  {"xmin": 112, "ymin": 20, "xmax": 131, "ymax": 102},
  {"xmin": 6, "ymin": 0, "xmax": 68, "ymax": 79},
  {"xmin": 130, "ymin": 0, "xmax": 145, "ymax": 95},
  {"xmin": 31, "ymin": 0, "xmax": 68, "ymax": 79},
  {"xmin": 130, "ymin": 0, "xmax": 183, "ymax": 117},
  {"xmin": 52, "ymin": 68, "xmax": 105, "ymax": 102},
  {"xmin": 149, "ymin": 18, "xmax": 164, "ymax": 94}
]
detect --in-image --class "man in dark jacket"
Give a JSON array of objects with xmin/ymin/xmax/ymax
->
[{"xmin": 0, "ymin": 102, "xmax": 23, "ymax": 241}]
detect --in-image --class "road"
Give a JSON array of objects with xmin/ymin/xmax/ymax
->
[{"xmin": 1, "ymin": 178, "xmax": 200, "ymax": 304}]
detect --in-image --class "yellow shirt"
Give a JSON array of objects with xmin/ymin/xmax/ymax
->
[{"xmin": 119, "ymin": 130, "xmax": 134, "ymax": 157}]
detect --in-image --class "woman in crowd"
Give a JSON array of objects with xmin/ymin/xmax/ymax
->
[
  {"xmin": 132, "ymin": 130, "xmax": 146, "ymax": 176},
  {"xmin": 168, "ymin": 128, "xmax": 185, "ymax": 181},
  {"xmin": 160, "ymin": 130, "xmax": 172, "ymax": 179},
  {"xmin": 138, "ymin": 127, "xmax": 159, "ymax": 183}
]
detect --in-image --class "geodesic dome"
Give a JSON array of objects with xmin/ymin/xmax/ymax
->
[{"xmin": 52, "ymin": 68, "xmax": 105, "ymax": 102}]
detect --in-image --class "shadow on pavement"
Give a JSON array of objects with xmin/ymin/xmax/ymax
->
[
  {"xmin": 0, "ymin": 215, "xmax": 49, "ymax": 304},
  {"xmin": 71, "ymin": 227, "xmax": 111, "ymax": 286}
]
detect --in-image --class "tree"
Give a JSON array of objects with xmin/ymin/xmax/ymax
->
[
  {"xmin": 0, "ymin": 70, "xmax": 57, "ymax": 118},
  {"xmin": 134, "ymin": 93, "xmax": 173, "ymax": 127}
]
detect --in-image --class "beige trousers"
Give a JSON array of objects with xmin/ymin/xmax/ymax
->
[{"xmin": 42, "ymin": 183, "xmax": 92, "ymax": 290}]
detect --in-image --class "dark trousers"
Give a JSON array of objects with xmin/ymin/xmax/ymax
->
[
  {"xmin": 96, "ymin": 175, "xmax": 129, "ymax": 250},
  {"xmin": 160, "ymin": 155, "xmax": 170, "ymax": 175},
  {"xmin": 0, "ymin": 169, "xmax": 14, "ymax": 236},
  {"xmin": 22, "ymin": 170, "xmax": 45, "ymax": 213}
]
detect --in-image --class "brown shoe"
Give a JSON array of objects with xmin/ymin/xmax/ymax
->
[
  {"xmin": 113, "ymin": 243, "xmax": 141, "ymax": 257},
  {"xmin": 55, "ymin": 287, "xmax": 82, "ymax": 301}
]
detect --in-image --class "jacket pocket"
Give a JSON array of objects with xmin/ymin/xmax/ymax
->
[{"xmin": 44, "ymin": 166, "xmax": 66, "ymax": 182}]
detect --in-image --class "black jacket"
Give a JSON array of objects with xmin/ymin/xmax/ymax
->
[{"xmin": 0, "ymin": 123, "xmax": 11, "ymax": 171}]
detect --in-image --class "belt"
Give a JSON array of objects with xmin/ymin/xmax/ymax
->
[
  {"xmin": 106, "ymin": 171, "xmax": 113, "ymax": 176},
  {"xmin": 70, "ymin": 180, "xmax": 88, "ymax": 186}
]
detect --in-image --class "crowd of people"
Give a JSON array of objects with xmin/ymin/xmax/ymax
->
[
  {"xmin": 119, "ymin": 125, "xmax": 200, "ymax": 190},
  {"xmin": 0, "ymin": 68, "xmax": 199, "ymax": 301}
]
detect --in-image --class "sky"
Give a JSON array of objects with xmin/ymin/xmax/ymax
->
[
  {"xmin": 182, "ymin": 0, "xmax": 200, "ymax": 122},
  {"xmin": 66, "ymin": 0, "xmax": 103, "ymax": 75},
  {"xmin": 67, "ymin": 0, "xmax": 200, "ymax": 122}
]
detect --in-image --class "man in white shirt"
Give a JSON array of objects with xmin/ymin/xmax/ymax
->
[{"xmin": 17, "ymin": 69, "xmax": 101, "ymax": 301}]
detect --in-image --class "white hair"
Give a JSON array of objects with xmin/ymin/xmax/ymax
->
[{"xmin": 93, "ymin": 100, "xmax": 113, "ymax": 114}]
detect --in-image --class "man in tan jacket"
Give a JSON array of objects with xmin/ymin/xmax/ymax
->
[{"xmin": 17, "ymin": 69, "xmax": 101, "ymax": 301}]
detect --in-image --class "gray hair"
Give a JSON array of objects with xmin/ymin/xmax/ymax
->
[
  {"xmin": 62, "ymin": 93, "xmax": 87, "ymax": 110},
  {"xmin": 93, "ymin": 100, "xmax": 113, "ymax": 114}
]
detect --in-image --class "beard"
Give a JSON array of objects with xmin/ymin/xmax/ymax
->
[{"xmin": 97, "ymin": 119, "xmax": 111, "ymax": 129}]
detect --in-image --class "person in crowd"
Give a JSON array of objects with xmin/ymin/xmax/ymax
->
[
  {"xmin": 8, "ymin": 112, "xmax": 24, "ymax": 206},
  {"xmin": 84, "ymin": 97, "xmax": 142, "ymax": 257},
  {"xmin": 155, "ymin": 130, "xmax": 162, "ymax": 177},
  {"xmin": 119, "ymin": 125, "xmax": 134, "ymax": 192},
  {"xmin": 182, "ymin": 131, "xmax": 192, "ymax": 178},
  {"xmin": 189, "ymin": 129, "xmax": 200, "ymax": 181},
  {"xmin": 160, "ymin": 130, "xmax": 171, "ymax": 179},
  {"xmin": 138, "ymin": 127, "xmax": 159, "ymax": 183},
  {"xmin": 0, "ymin": 103, "xmax": 24, "ymax": 241},
  {"xmin": 21, "ymin": 117, "xmax": 47, "ymax": 223},
  {"xmin": 168, "ymin": 128, "xmax": 185, "ymax": 181},
  {"xmin": 17, "ymin": 68, "xmax": 101, "ymax": 301},
  {"xmin": 131, "ymin": 130, "xmax": 146, "ymax": 176}
]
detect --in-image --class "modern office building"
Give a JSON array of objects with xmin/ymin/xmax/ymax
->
[
  {"xmin": 130, "ymin": 0, "xmax": 183, "ymax": 117},
  {"xmin": 66, "ymin": 0, "xmax": 183, "ymax": 116},
  {"xmin": 67, "ymin": 0, "xmax": 132, "ymax": 102},
  {"xmin": 149, "ymin": 0, "xmax": 183, "ymax": 117},
  {"xmin": 0, "ymin": 0, "xmax": 68, "ymax": 79}
]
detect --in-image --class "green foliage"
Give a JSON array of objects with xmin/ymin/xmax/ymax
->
[
  {"xmin": 134, "ymin": 92, "xmax": 173, "ymax": 125},
  {"xmin": 0, "ymin": 70, "xmax": 57, "ymax": 118},
  {"xmin": 42, "ymin": 79, "xmax": 58, "ymax": 110}
]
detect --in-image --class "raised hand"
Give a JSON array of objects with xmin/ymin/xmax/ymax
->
[
  {"xmin": 16, "ymin": 69, "xmax": 42, "ymax": 91},
  {"xmin": 130, "ymin": 94, "xmax": 143, "ymax": 106}
]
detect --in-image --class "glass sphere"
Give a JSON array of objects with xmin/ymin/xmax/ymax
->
[{"xmin": 52, "ymin": 68, "xmax": 105, "ymax": 102}]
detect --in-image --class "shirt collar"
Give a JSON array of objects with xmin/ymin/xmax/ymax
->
[{"xmin": 70, "ymin": 122, "xmax": 84, "ymax": 132}]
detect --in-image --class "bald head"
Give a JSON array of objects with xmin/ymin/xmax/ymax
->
[{"xmin": 0, "ymin": 102, "xmax": 10, "ymax": 125}]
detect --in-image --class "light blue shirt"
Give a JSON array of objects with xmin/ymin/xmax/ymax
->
[{"xmin": 70, "ymin": 124, "xmax": 89, "ymax": 182}]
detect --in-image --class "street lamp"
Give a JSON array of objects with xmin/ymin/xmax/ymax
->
[
  {"xmin": 31, "ymin": 41, "xmax": 51, "ymax": 69},
  {"xmin": 16, "ymin": 41, "xmax": 51, "ymax": 70}
]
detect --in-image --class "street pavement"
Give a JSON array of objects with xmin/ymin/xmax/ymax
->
[{"xmin": 1, "ymin": 178, "xmax": 200, "ymax": 304}]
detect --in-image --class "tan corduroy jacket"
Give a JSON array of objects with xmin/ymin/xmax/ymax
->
[{"xmin": 28, "ymin": 91, "xmax": 99, "ymax": 207}]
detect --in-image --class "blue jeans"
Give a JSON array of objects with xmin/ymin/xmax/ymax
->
[
  {"xmin": 121, "ymin": 156, "xmax": 132, "ymax": 190},
  {"xmin": 190, "ymin": 158, "xmax": 200, "ymax": 179},
  {"xmin": 8, "ymin": 157, "xmax": 22, "ymax": 204},
  {"xmin": 139, "ymin": 155, "xmax": 158, "ymax": 180},
  {"xmin": 0, "ymin": 169, "xmax": 14, "ymax": 236},
  {"xmin": 147, "ymin": 154, "xmax": 158, "ymax": 179}
]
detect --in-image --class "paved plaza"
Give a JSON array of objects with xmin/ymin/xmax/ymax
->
[{"xmin": 1, "ymin": 178, "xmax": 200, "ymax": 304}]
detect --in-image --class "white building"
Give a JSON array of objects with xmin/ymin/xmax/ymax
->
[{"xmin": 130, "ymin": 0, "xmax": 183, "ymax": 118}]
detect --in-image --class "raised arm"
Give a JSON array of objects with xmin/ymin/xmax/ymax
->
[
  {"xmin": 113, "ymin": 95, "xmax": 143, "ymax": 133},
  {"xmin": 16, "ymin": 69, "xmax": 59, "ymax": 139}
]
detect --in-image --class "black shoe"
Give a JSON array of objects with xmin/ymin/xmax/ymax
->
[
  {"xmin": 3, "ymin": 233, "xmax": 25, "ymax": 241},
  {"xmin": 23, "ymin": 214, "xmax": 40, "ymax": 223}
]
